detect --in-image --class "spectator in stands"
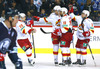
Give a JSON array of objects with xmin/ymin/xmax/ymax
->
[
  {"xmin": 97, "ymin": 12, "xmax": 100, "ymax": 21},
  {"xmin": 92, "ymin": 0, "xmax": 99, "ymax": 11},
  {"xmin": 25, "ymin": 0, "xmax": 31, "ymax": 11},
  {"xmin": 34, "ymin": 0, "xmax": 42, "ymax": 13},
  {"xmin": 29, "ymin": 0, "xmax": 38, "ymax": 16},
  {"xmin": 40, "ymin": 0, "xmax": 50, "ymax": 15},
  {"xmin": 39, "ymin": 9, "xmax": 47, "ymax": 17},
  {"xmin": 5, "ymin": 1, "xmax": 19, "ymax": 16},
  {"xmin": 64, "ymin": 0, "xmax": 72, "ymax": 8},
  {"xmin": 68, "ymin": 4, "xmax": 74, "ymax": 14},
  {"xmin": 72, "ymin": 0, "xmax": 79, "ymax": 15},
  {"xmin": 54, "ymin": 0, "xmax": 65, "ymax": 7},
  {"xmin": 91, "ymin": 0, "xmax": 99, "ymax": 21},
  {"xmin": 50, "ymin": 0, "xmax": 65, "ymax": 10},
  {"xmin": 0, "ymin": 10, "xmax": 5, "ymax": 22},
  {"xmin": 98, "ymin": 2, "xmax": 100, "ymax": 11},
  {"xmin": 0, "ymin": 0, "xmax": 5, "ymax": 17},
  {"xmin": 26, "ymin": 11, "xmax": 32, "ymax": 21},
  {"xmin": 15, "ymin": 0, "xmax": 28, "ymax": 14},
  {"xmin": 12, "ymin": 1, "xmax": 23, "ymax": 12},
  {"xmin": 77, "ymin": 0, "xmax": 86, "ymax": 14},
  {"xmin": 84, "ymin": 1, "xmax": 94, "ymax": 18}
]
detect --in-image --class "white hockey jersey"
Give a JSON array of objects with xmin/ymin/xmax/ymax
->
[
  {"xmin": 60, "ymin": 14, "xmax": 72, "ymax": 33},
  {"xmin": 39, "ymin": 13, "xmax": 61, "ymax": 32},
  {"xmin": 70, "ymin": 13, "xmax": 94, "ymax": 40},
  {"xmin": 16, "ymin": 21, "xmax": 31, "ymax": 39}
]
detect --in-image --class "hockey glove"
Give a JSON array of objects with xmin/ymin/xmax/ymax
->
[
  {"xmin": 27, "ymin": 20, "xmax": 34, "ymax": 27},
  {"xmin": 53, "ymin": 28, "xmax": 62, "ymax": 36},
  {"xmin": 28, "ymin": 29, "xmax": 36, "ymax": 34},
  {"xmin": 82, "ymin": 31, "xmax": 90, "ymax": 37},
  {"xmin": 33, "ymin": 16, "xmax": 40, "ymax": 21}
]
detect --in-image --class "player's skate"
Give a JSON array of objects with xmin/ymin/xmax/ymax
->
[
  {"xmin": 59, "ymin": 60, "xmax": 67, "ymax": 66},
  {"xmin": 54, "ymin": 59, "xmax": 59, "ymax": 66},
  {"xmin": 28, "ymin": 58, "xmax": 35, "ymax": 65},
  {"xmin": 54, "ymin": 62, "xmax": 59, "ymax": 66},
  {"xmin": 79, "ymin": 60, "xmax": 86, "ymax": 65},
  {"xmin": 72, "ymin": 59, "xmax": 81, "ymax": 65},
  {"xmin": 67, "ymin": 58, "xmax": 72, "ymax": 66}
]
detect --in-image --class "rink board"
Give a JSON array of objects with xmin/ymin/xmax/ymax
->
[{"xmin": 16, "ymin": 26, "xmax": 100, "ymax": 54}]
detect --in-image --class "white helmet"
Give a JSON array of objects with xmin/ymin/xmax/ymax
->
[
  {"xmin": 19, "ymin": 13, "xmax": 26, "ymax": 20},
  {"xmin": 19, "ymin": 13, "xmax": 26, "ymax": 18},
  {"xmin": 61, "ymin": 7, "xmax": 68, "ymax": 14},
  {"xmin": 82, "ymin": 10, "xmax": 90, "ymax": 17},
  {"xmin": 53, "ymin": 5, "xmax": 61, "ymax": 11}
]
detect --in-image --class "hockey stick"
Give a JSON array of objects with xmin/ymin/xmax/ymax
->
[
  {"xmin": 40, "ymin": 28, "xmax": 52, "ymax": 34},
  {"xmin": 81, "ymin": 17, "xmax": 96, "ymax": 66},
  {"xmin": 31, "ymin": 25, "xmax": 36, "ymax": 58},
  {"xmin": 72, "ymin": 22, "xmax": 75, "ymax": 48}
]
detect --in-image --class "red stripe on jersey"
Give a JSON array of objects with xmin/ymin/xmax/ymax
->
[
  {"xmin": 64, "ymin": 27, "xmax": 69, "ymax": 31},
  {"xmin": 66, "ymin": 53, "xmax": 71, "ymax": 57},
  {"xmin": 76, "ymin": 51, "xmax": 81, "ymax": 54},
  {"xmin": 90, "ymin": 30, "xmax": 94, "ymax": 33},
  {"xmin": 26, "ymin": 53, "xmax": 32, "ymax": 57},
  {"xmin": 58, "ymin": 19, "xmax": 61, "ymax": 22},
  {"xmin": 44, "ymin": 17, "xmax": 48, "ymax": 23},
  {"xmin": 53, "ymin": 51, "xmax": 58, "ymax": 55},
  {"xmin": 56, "ymin": 21, "xmax": 59, "ymax": 24},
  {"xmin": 81, "ymin": 52, "xmax": 87, "ymax": 55},
  {"xmin": 62, "ymin": 53, "xmax": 67, "ymax": 56}
]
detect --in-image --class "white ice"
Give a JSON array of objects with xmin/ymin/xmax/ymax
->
[{"xmin": 5, "ymin": 54, "xmax": 100, "ymax": 69}]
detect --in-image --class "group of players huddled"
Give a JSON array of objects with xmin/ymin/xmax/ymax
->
[{"xmin": 0, "ymin": 5, "xmax": 94, "ymax": 69}]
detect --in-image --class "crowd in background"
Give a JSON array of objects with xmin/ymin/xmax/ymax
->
[{"xmin": 0, "ymin": 0, "xmax": 100, "ymax": 22}]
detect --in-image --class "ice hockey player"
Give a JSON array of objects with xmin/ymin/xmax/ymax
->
[
  {"xmin": 0, "ymin": 11, "xmax": 23, "ymax": 69},
  {"xmin": 16, "ymin": 13, "xmax": 36, "ymax": 65},
  {"xmin": 70, "ymin": 10, "xmax": 94, "ymax": 65},
  {"xmin": 59, "ymin": 7, "xmax": 73, "ymax": 66},
  {"xmin": 33, "ymin": 5, "xmax": 61, "ymax": 66}
]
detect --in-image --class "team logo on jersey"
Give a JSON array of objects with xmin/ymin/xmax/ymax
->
[
  {"xmin": 22, "ymin": 46, "xmax": 26, "ymax": 51},
  {"xmin": 0, "ymin": 38, "xmax": 11, "ymax": 54},
  {"xmin": 61, "ymin": 41, "xmax": 66, "ymax": 45},
  {"xmin": 83, "ymin": 43, "xmax": 87, "ymax": 47}
]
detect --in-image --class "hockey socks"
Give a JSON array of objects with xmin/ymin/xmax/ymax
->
[
  {"xmin": 26, "ymin": 48, "xmax": 35, "ymax": 65},
  {"xmin": 73, "ymin": 48, "xmax": 87, "ymax": 65},
  {"xmin": 53, "ymin": 44, "xmax": 59, "ymax": 65}
]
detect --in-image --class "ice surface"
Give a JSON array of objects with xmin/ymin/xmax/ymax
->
[{"xmin": 5, "ymin": 54, "xmax": 100, "ymax": 69}]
